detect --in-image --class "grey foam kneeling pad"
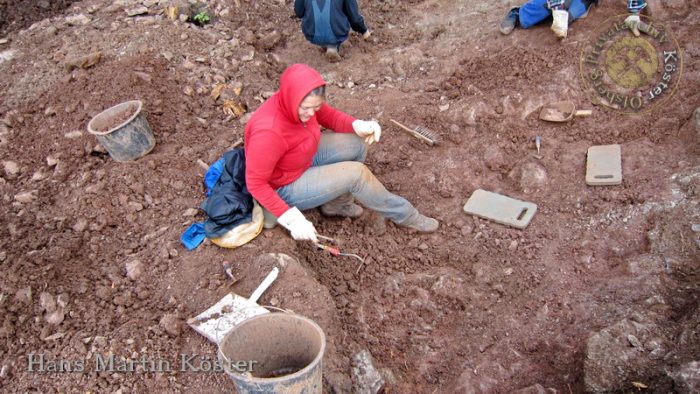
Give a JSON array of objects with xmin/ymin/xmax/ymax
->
[
  {"xmin": 463, "ymin": 189, "xmax": 537, "ymax": 229},
  {"xmin": 586, "ymin": 144, "xmax": 622, "ymax": 186}
]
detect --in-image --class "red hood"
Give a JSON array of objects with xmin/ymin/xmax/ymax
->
[{"xmin": 278, "ymin": 64, "xmax": 326, "ymax": 124}]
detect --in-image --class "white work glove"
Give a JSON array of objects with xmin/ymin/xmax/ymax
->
[
  {"xmin": 352, "ymin": 119, "xmax": 381, "ymax": 145},
  {"xmin": 551, "ymin": 9, "xmax": 569, "ymax": 38},
  {"xmin": 625, "ymin": 14, "xmax": 641, "ymax": 37},
  {"xmin": 277, "ymin": 207, "xmax": 318, "ymax": 242}
]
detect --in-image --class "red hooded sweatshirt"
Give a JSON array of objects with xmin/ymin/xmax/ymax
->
[{"xmin": 244, "ymin": 64, "xmax": 356, "ymax": 217}]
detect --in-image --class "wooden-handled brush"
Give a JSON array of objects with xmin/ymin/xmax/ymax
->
[{"xmin": 389, "ymin": 119, "xmax": 438, "ymax": 146}]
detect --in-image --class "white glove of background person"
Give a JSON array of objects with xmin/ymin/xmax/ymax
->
[
  {"xmin": 352, "ymin": 119, "xmax": 381, "ymax": 145},
  {"xmin": 551, "ymin": 9, "xmax": 569, "ymax": 38},
  {"xmin": 625, "ymin": 14, "xmax": 641, "ymax": 37},
  {"xmin": 277, "ymin": 207, "xmax": 318, "ymax": 242}
]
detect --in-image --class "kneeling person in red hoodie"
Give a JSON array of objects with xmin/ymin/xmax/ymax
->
[{"xmin": 244, "ymin": 64, "xmax": 439, "ymax": 242}]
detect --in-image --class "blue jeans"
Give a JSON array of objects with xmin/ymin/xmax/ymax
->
[
  {"xmin": 519, "ymin": 0, "xmax": 589, "ymax": 29},
  {"xmin": 275, "ymin": 133, "xmax": 418, "ymax": 223}
]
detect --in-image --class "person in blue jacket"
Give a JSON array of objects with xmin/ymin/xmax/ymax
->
[
  {"xmin": 294, "ymin": 0, "xmax": 371, "ymax": 62},
  {"xmin": 499, "ymin": 0, "xmax": 647, "ymax": 38}
]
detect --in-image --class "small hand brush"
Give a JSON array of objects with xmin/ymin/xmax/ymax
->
[{"xmin": 389, "ymin": 119, "xmax": 438, "ymax": 145}]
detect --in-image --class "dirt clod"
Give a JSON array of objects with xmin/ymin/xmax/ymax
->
[{"xmin": 159, "ymin": 314, "xmax": 182, "ymax": 337}]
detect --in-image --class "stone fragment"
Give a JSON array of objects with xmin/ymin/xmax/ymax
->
[
  {"xmin": 159, "ymin": 314, "xmax": 182, "ymax": 336},
  {"xmin": 65, "ymin": 52, "xmax": 102, "ymax": 70},
  {"xmin": 125, "ymin": 260, "xmax": 143, "ymax": 281},
  {"xmin": 40, "ymin": 293, "xmax": 56, "ymax": 313},
  {"xmin": 183, "ymin": 208, "xmax": 199, "ymax": 217},
  {"xmin": 352, "ymin": 350, "xmax": 384, "ymax": 394},
  {"xmin": 128, "ymin": 202, "xmax": 144, "ymax": 212},
  {"xmin": 64, "ymin": 130, "xmax": 83, "ymax": 139},
  {"xmin": 65, "ymin": 14, "xmax": 91, "ymax": 26},
  {"xmin": 126, "ymin": 7, "xmax": 149, "ymax": 17},
  {"xmin": 510, "ymin": 161, "xmax": 547, "ymax": 194},
  {"xmin": 73, "ymin": 218, "xmax": 88, "ymax": 232},
  {"xmin": 45, "ymin": 308, "xmax": 65, "ymax": 325},
  {"xmin": 30, "ymin": 170, "xmax": 47, "ymax": 181},
  {"xmin": 14, "ymin": 191, "xmax": 37, "ymax": 203},
  {"xmin": 14, "ymin": 287, "xmax": 32, "ymax": 304},
  {"xmin": 134, "ymin": 72, "xmax": 152, "ymax": 82},
  {"xmin": 3, "ymin": 161, "xmax": 19, "ymax": 176},
  {"xmin": 258, "ymin": 30, "xmax": 281, "ymax": 50}
]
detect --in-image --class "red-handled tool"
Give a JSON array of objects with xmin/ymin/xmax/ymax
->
[
  {"xmin": 315, "ymin": 234, "xmax": 365, "ymax": 263},
  {"xmin": 314, "ymin": 240, "xmax": 365, "ymax": 264},
  {"xmin": 315, "ymin": 242, "xmax": 341, "ymax": 256}
]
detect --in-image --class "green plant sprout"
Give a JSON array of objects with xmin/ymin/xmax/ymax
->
[{"xmin": 192, "ymin": 11, "xmax": 210, "ymax": 25}]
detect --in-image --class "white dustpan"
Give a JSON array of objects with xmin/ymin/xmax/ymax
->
[{"xmin": 187, "ymin": 267, "xmax": 279, "ymax": 344}]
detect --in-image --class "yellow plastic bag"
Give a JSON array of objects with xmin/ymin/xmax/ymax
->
[{"xmin": 210, "ymin": 201, "xmax": 263, "ymax": 249}]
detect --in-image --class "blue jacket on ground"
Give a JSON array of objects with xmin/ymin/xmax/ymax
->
[
  {"xmin": 180, "ymin": 148, "xmax": 255, "ymax": 251},
  {"xmin": 200, "ymin": 148, "xmax": 254, "ymax": 237},
  {"xmin": 294, "ymin": 0, "xmax": 368, "ymax": 47}
]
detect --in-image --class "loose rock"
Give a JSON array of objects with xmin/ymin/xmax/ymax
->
[
  {"xmin": 45, "ymin": 308, "xmax": 65, "ymax": 325},
  {"xmin": 159, "ymin": 314, "xmax": 182, "ymax": 337},
  {"xmin": 125, "ymin": 260, "xmax": 143, "ymax": 281},
  {"xmin": 3, "ymin": 161, "xmax": 19, "ymax": 176},
  {"xmin": 39, "ymin": 292, "xmax": 56, "ymax": 313},
  {"xmin": 65, "ymin": 14, "xmax": 91, "ymax": 26},
  {"xmin": 14, "ymin": 191, "xmax": 37, "ymax": 203},
  {"xmin": 352, "ymin": 350, "xmax": 385, "ymax": 394},
  {"xmin": 126, "ymin": 7, "xmax": 149, "ymax": 17}
]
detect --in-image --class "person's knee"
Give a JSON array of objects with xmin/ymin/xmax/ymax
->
[
  {"xmin": 519, "ymin": 0, "xmax": 551, "ymax": 28},
  {"xmin": 344, "ymin": 134, "xmax": 367, "ymax": 162},
  {"xmin": 344, "ymin": 162, "xmax": 372, "ymax": 184}
]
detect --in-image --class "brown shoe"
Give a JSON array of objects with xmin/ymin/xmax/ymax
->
[
  {"xmin": 320, "ymin": 202, "xmax": 363, "ymax": 218},
  {"xmin": 325, "ymin": 47, "xmax": 341, "ymax": 63},
  {"xmin": 398, "ymin": 212, "xmax": 439, "ymax": 233},
  {"xmin": 499, "ymin": 7, "xmax": 519, "ymax": 35},
  {"xmin": 320, "ymin": 194, "xmax": 363, "ymax": 218}
]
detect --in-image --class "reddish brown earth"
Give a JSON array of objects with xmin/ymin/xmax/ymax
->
[{"xmin": 0, "ymin": 0, "xmax": 698, "ymax": 393}]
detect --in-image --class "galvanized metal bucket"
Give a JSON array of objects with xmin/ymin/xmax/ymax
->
[{"xmin": 218, "ymin": 313, "xmax": 325, "ymax": 394}]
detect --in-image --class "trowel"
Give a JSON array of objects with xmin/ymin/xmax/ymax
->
[
  {"xmin": 539, "ymin": 100, "xmax": 592, "ymax": 122},
  {"xmin": 187, "ymin": 267, "xmax": 279, "ymax": 344}
]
